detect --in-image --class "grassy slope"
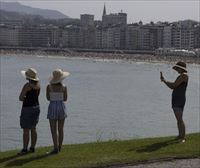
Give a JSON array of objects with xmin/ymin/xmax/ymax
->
[{"xmin": 0, "ymin": 133, "xmax": 199, "ymax": 168}]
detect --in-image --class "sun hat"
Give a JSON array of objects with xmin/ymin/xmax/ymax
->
[
  {"xmin": 49, "ymin": 69, "xmax": 70, "ymax": 84},
  {"xmin": 21, "ymin": 68, "xmax": 39, "ymax": 81},
  {"xmin": 173, "ymin": 61, "xmax": 187, "ymax": 73}
]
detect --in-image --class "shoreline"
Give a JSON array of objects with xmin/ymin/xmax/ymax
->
[{"xmin": 0, "ymin": 49, "xmax": 199, "ymax": 65}]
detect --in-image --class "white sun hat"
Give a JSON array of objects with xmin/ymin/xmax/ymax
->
[
  {"xmin": 21, "ymin": 68, "xmax": 39, "ymax": 81},
  {"xmin": 49, "ymin": 68, "xmax": 70, "ymax": 84}
]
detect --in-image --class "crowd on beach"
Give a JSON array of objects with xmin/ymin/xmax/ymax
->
[{"xmin": 1, "ymin": 49, "xmax": 199, "ymax": 64}]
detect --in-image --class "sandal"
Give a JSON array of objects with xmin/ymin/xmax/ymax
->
[
  {"xmin": 46, "ymin": 148, "xmax": 59, "ymax": 155},
  {"xmin": 29, "ymin": 147, "xmax": 35, "ymax": 153},
  {"xmin": 18, "ymin": 148, "xmax": 28, "ymax": 155}
]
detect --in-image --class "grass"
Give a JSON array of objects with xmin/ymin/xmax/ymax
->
[{"xmin": 0, "ymin": 133, "xmax": 199, "ymax": 168}]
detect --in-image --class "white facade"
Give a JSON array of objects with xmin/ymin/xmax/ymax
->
[
  {"xmin": 163, "ymin": 26, "xmax": 172, "ymax": 48},
  {"xmin": 172, "ymin": 25, "xmax": 195, "ymax": 49},
  {"xmin": 126, "ymin": 25, "xmax": 139, "ymax": 49}
]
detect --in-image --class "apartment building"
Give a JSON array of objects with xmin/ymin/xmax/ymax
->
[
  {"xmin": 0, "ymin": 26, "xmax": 20, "ymax": 46},
  {"xmin": 171, "ymin": 21, "xmax": 195, "ymax": 49},
  {"xmin": 80, "ymin": 14, "xmax": 94, "ymax": 27},
  {"xmin": 95, "ymin": 26, "xmax": 103, "ymax": 49},
  {"xmin": 194, "ymin": 24, "xmax": 200, "ymax": 48},
  {"xmin": 126, "ymin": 25, "xmax": 139, "ymax": 50},
  {"xmin": 18, "ymin": 26, "xmax": 52, "ymax": 47},
  {"xmin": 163, "ymin": 26, "xmax": 172, "ymax": 48},
  {"xmin": 62, "ymin": 25, "xmax": 81, "ymax": 48},
  {"xmin": 125, "ymin": 24, "xmax": 163, "ymax": 50},
  {"xmin": 80, "ymin": 26, "xmax": 96, "ymax": 48}
]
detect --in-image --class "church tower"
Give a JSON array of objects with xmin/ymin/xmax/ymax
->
[{"xmin": 103, "ymin": 3, "xmax": 106, "ymax": 16}]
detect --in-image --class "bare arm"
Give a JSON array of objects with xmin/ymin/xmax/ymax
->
[
  {"xmin": 163, "ymin": 80, "xmax": 176, "ymax": 90},
  {"xmin": 162, "ymin": 74, "xmax": 188, "ymax": 90},
  {"xmin": 46, "ymin": 85, "xmax": 50, "ymax": 101},
  {"xmin": 63, "ymin": 86, "xmax": 68, "ymax": 101},
  {"xmin": 19, "ymin": 83, "xmax": 31, "ymax": 101}
]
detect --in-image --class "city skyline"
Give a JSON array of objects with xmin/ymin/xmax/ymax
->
[{"xmin": 5, "ymin": 0, "xmax": 200, "ymax": 23}]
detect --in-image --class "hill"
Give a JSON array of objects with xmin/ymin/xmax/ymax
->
[{"xmin": 1, "ymin": 1, "xmax": 68, "ymax": 19}]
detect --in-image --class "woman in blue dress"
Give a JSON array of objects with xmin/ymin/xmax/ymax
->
[{"xmin": 46, "ymin": 69, "xmax": 69, "ymax": 154}]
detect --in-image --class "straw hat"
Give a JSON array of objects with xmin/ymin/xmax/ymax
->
[
  {"xmin": 49, "ymin": 69, "xmax": 70, "ymax": 84},
  {"xmin": 21, "ymin": 68, "xmax": 39, "ymax": 81},
  {"xmin": 173, "ymin": 61, "xmax": 187, "ymax": 73}
]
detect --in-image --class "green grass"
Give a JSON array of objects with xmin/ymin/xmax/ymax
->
[{"xmin": 0, "ymin": 133, "xmax": 199, "ymax": 168}]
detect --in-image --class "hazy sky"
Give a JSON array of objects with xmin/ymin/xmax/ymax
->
[{"xmin": 8, "ymin": 0, "xmax": 200, "ymax": 23}]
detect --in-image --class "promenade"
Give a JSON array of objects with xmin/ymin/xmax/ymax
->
[{"xmin": 120, "ymin": 158, "xmax": 200, "ymax": 168}]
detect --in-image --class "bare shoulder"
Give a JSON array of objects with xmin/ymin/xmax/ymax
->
[
  {"xmin": 21, "ymin": 83, "xmax": 31, "ymax": 93},
  {"xmin": 182, "ymin": 73, "xmax": 188, "ymax": 78},
  {"xmin": 23, "ymin": 83, "xmax": 31, "ymax": 89},
  {"xmin": 30, "ymin": 83, "xmax": 40, "ymax": 90},
  {"xmin": 181, "ymin": 73, "xmax": 188, "ymax": 81},
  {"xmin": 24, "ymin": 82, "xmax": 30, "ymax": 87}
]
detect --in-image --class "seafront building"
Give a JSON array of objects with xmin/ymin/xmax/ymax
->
[
  {"xmin": 0, "ymin": 25, "xmax": 20, "ymax": 46},
  {"xmin": 171, "ymin": 21, "xmax": 195, "ymax": 49},
  {"xmin": 0, "ymin": 4, "xmax": 199, "ymax": 53},
  {"xmin": 163, "ymin": 25, "xmax": 172, "ymax": 48},
  {"xmin": 61, "ymin": 25, "xmax": 81, "ymax": 48},
  {"xmin": 194, "ymin": 24, "xmax": 200, "ymax": 48},
  {"xmin": 80, "ymin": 14, "xmax": 94, "ymax": 27},
  {"xmin": 0, "ymin": 25, "xmax": 60, "ymax": 47}
]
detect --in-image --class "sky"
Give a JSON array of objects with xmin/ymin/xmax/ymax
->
[{"xmin": 5, "ymin": 0, "xmax": 200, "ymax": 23}]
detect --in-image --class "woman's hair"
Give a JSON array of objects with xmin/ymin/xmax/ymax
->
[
  {"xmin": 51, "ymin": 82, "xmax": 62, "ymax": 86},
  {"xmin": 28, "ymin": 79, "xmax": 39, "ymax": 85}
]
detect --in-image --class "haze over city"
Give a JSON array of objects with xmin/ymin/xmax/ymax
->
[{"xmin": 4, "ymin": 0, "xmax": 200, "ymax": 23}]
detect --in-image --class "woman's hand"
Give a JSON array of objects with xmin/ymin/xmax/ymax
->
[
  {"xmin": 19, "ymin": 83, "xmax": 32, "ymax": 101},
  {"xmin": 160, "ymin": 72, "xmax": 165, "ymax": 82}
]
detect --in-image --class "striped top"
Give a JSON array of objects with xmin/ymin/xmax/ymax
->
[
  {"xmin": 49, "ymin": 92, "xmax": 64, "ymax": 101},
  {"xmin": 48, "ymin": 84, "xmax": 65, "ymax": 101}
]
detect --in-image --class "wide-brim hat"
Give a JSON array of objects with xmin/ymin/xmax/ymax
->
[
  {"xmin": 49, "ymin": 68, "xmax": 70, "ymax": 84},
  {"xmin": 173, "ymin": 61, "xmax": 187, "ymax": 73},
  {"xmin": 21, "ymin": 68, "xmax": 39, "ymax": 81}
]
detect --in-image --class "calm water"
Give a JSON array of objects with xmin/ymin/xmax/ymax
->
[{"xmin": 0, "ymin": 55, "xmax": 199, "ymax": 151}]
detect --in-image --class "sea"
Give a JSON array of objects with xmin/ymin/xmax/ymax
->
[{"xmin": 0, "ymin": 54, "xmax": 199, "ymax": 151}]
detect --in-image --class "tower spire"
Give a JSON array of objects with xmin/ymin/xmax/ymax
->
[{"xmin": 103, "ymin": 3, "xmax": 106, "ymax": 16}]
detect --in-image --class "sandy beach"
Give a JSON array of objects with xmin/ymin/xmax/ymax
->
[{"xmin": 0, "ymin": 49, "xmax": 199, "ymax": 65}]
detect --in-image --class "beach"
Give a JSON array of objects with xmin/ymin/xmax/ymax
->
[{"xmin": 0, "ymin": 49, "xmax": 199, "ymax": 64}]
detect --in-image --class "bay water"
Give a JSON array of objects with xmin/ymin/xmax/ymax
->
[{"xmin": 0, "ymin": 55, "xmax": 199, "ymax": 151}]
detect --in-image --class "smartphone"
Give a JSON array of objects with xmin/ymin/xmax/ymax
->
[{"xmin": 160, "ymin": 72, "xmax": 163, "ymax": 81}]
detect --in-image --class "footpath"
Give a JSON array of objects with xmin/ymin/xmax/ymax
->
[{"xmin": 118, "ymin": 158, "xmax": 200, "ymax": 168}]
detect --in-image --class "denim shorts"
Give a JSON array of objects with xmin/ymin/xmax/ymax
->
[{"xmin": 20, "ymin": 106, "xmax": 40, "ymax": 129}]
